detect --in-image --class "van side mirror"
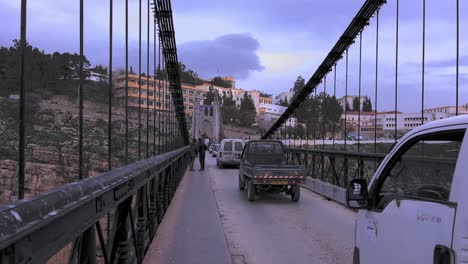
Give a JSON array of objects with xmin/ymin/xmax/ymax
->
[{"xmin": 346, "ymin": 179, "xmax": 369, "ymax": 209}]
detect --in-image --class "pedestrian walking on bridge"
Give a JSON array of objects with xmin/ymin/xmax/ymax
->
[
  {"xmin": 189, "ymin": 139, "xmax": 198, "ymax": 171},
  {"xmin": 198, "ymin": 138, "xmax": 207, "ymax": 171}
]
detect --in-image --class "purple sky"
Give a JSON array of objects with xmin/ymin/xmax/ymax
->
[{"xmin": 0, "ymin": 0, "xmax": 467, "ymax": 112}]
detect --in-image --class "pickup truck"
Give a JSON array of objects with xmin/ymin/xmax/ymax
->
[
  {"xmin": 238, "ymin": 140, "xmax": 306, "ymax": 202},
  {"xmin": 346, "ymin": 115, "xmax": 468, "ymax": 264}
]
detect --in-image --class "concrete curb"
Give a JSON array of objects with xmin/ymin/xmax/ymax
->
[{"xmin": 301, "ymin": 178, "xmax": 346, "ymax": 206}]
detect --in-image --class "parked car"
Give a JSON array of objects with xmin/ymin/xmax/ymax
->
[
  {"xmin": 346, "ymin": 115, "xmax": 468, "ymax": 264},
  {"xmin": 216, "ymin": 139, "xmax": 245, "ymax": 168},
  {"xmin": 208, "ymin": 144, "xmax": 214, "ymax": 154},
  {"xmin": 238, "ymin": 140, "xmax": 306, "ymax": 202},
  {"xmin": 211, "ymin": 144, "xmax": 220, "ymax": 157}
]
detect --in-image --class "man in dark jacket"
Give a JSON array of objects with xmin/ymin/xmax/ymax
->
[{"xmin": 197, "ymin": 138, "xmax": 207, "ymax": 171}]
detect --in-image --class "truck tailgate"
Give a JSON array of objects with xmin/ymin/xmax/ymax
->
[{"xmin": 245, "ymin": 165, "xmax": 306, "ymax": 184}]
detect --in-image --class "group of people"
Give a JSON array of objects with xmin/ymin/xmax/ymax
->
[{"xmin": 189, "ymin": 138, "xmax": 207, "ymax": 171}]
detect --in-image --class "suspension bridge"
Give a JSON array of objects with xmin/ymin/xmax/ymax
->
[{"xmin": 0, "ymin": 0, "xmax": 465, "ymax": 263}]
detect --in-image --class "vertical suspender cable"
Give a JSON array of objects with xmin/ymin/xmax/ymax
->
[
  {"xmin": 108, "ymin": 0, "xmax": 113, "ymax": 170},
  {"xmin": 158, "ymin": 41, "xmax": 162, "ymax": 154},
  {"xmin": 164, "ymin": 61, "xmax": 167, "ymax": 152},
  {"xmin": 394, "ymin": 0, "xmax": 399, "ymax": 143},
  {"xmin": 153, "ymin": 16, "xmax": 156, "ymax": 156},
  {"xmin": 146, "ymin": 0, "xmax": 150, "ymax": 158},
  {"xmin": 79, "ymin": 0, "xmax": 84, "ymax": 179},
  {"xmin": 374, "ymin": 10, "xmax": 379, "ymax": 153},
  {"xmin": 358, "ymin": 32, "xmax": 362, "ymax": 152},
  {"xmin": 344, "ymin": 49, "xmax": 348, "ymax": 150},
  {"xmin": 456, "ymin": 0, "xmax": 459, "ymax": 116},
  {"xmin": 107, "ymin": 0, "xmax": 113, "ymax": 244},
  {"xmin": 125, "ymin": 0, "xmax": 129, "ymax": 164},
  {"xmin": 421, "ymin": 0, "xmax": 425, "ymax": 124},
  {"xmin": 313, "ymin": 88, "xmax": 317, "ymax": 149},
  {"xmin": 138, "ymin": 0, "xmax": 142, "ymax": 160},
  {"xmin": 18, "ymin": 0, "xmax": 27, "ymax": 199},
  {"xmin": 322, "ymin": 76, "xmax": 326, "ymax": 149},
  {"xmin": 333, "ymin": 64, "xmax": 337, "ymax": 150}
]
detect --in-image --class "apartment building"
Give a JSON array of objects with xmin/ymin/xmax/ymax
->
[{"xmin": 113, "ymin": 73, "xmax": 207, "ymax": 117}]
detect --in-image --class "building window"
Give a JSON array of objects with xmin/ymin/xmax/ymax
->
[
  {"xmin": 138, "ymin": 99, "xmax": 145, "ymax": 105},
  {"xmin": 148, "ymin": 100, "xmax": 154, "ymax": 106},
  {"xmin": 148, "ymin": 91, "xmax": 154, "ymax": 97}
]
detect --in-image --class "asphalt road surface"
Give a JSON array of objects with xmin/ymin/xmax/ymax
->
[{"xmin": 144, "ymin": 155, "xmax": 356, "ymax": 264}]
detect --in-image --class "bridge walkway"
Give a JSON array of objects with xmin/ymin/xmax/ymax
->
[{"xmin": 144, "ymin": 156, "xmax": 356, "ymax": 264}]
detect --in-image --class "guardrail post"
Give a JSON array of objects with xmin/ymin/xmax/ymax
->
[
  {"xmin": 149, "ymin": 178, "xmax": 158, "ymax": 238},
  {"xmin": 110, "ymin": 197, "xmax": 132, "ymax": 263},
  {"xmin": 136, "ymin": 187, "xmax": 147, "ymax": 258},
  {"xmin": 320, "ymin": 154, "xmax": 325, "ymax": 182},
  {"xmin": 343, "ymin": 158, "xmax": 349, "ymax": 187},
  {"xmin": 79, "ymin": 227, "xmax": 97, "ymax": 264},
  {"xmin": 312, "ymin": 154, "xmax": 316, "ymax": 179},
  {"xmin": 359, "ymin": 159, "xmax": 364, "ymax": 178}
]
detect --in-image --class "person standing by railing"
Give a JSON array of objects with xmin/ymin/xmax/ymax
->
[{"xmin": 189, "ymin": 139, "xmax": 198, "ymax": 171}]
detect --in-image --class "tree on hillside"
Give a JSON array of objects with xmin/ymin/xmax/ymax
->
[
  {"xmin": 291, "ymin": 76, "xmax": 306, "ymax": 120},
  {"xmin": 179, "ymin": 62, "xmax": 203, "ymax": 85},
  {"xmin": 353, "ymin": 97, "xmax": 360, "ymax": 112},
  {"xmin": 210, "ymin": 76, "xmax": 231, "ymax": 88},
  {"xmin": 92, "ymin": 65, "xmax": 108, "ymax": 75},
  {"xmin": 204, "ymin": 85, "xmax": 219, "ymax": 105},
  {"xmin": 259, "ymin": 92, "xmax": 272, "ymax": 98},
  {"xmin": 291, "ymin": 76, "xmax": 306, "ymax": 97},
  {"xmin": 154, "ymin": 62, "xmax": 203, "ymax": 85},
  {"xmin": 239, "ymin": 93, "xmax": 256, "ymax": 127},
  {"xmin": 278, "ymin": 97, "xmax": 289, "ymax": 106},
  {"xmin": 345, "ymin": 102, "xmax": 351, "ymax": 111},
  {"xmin": 0, "ymin": 40, "xmax": 91, "ymax": 98},
  {"xmin": 318, "ymin": 92, "xmax": 343, "ymax": 132},
  {"xmin": 221, "ymin": 91, "xmax": 238, "ymax": 125},
  {"xmin": 362, "ymin": 97, "xmax": 373, "ymax": 112}
]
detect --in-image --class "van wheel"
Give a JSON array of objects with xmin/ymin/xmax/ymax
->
[
  {"xmin": 238, "ymin": 174, "xmax": 245, "ymax": 191},
  {"xmin": 291, "ymin": 185, "xmax": 300, "ymax": 202},
  {"xmin": 247, "ymin": 181, "xmax": 255, "ymax": 201},
  {"xmin": 217, "ymin": 162, "xmax": 223, "ymax": 169}
]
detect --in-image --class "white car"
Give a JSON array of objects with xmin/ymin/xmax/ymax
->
[
  {"xmin": 216, "ymin": 138, "xmax": 245, "ymax": 168},
  {"xmin": 347, "ymin": 115, "xmax": 468, "ymax": 264}
]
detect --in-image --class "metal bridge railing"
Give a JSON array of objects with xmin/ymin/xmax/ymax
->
[
  {"xmin": 0, "ymin": 146, "xmax": 189, "ymax": 263},
  {"xmin": 286, "ymin": 148, "xmax": 385, "ymax": 188}
]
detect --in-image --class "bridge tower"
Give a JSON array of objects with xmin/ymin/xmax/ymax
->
[{"xmin": 191, "ymin": 95, "xmax": 224, "ymax": 143}]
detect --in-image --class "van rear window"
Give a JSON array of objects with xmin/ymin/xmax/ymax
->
[
  {"xmin": 249, "ymin": 142, "xmax": 282, "ymax": 154},
  {"xmin": 234, "ymin": 142, "xmax": 243, "ymax": 151},
  {"xmin": 224, "ymin": 142, "xmax": 232, "ymax": 151}
]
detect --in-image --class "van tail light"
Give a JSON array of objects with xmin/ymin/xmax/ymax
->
[{"xmin": 433, "ymin": 245, "xmax": 454, "ymax": 264}]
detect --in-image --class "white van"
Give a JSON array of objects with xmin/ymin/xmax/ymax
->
[
  {"xmin": 216, "ymin": 138, "xmax": 245, "ymax": 168},
  {"xmin": 347, "ymin": 115, "xmax": 468, "ymax": 264}
]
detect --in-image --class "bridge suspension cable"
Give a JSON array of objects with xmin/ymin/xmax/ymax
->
[{"xmin": 261, "ymin": 0, "xmax": 386, "ymax": 139}]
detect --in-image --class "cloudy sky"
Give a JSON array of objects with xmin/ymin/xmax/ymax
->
[{"xmin": 0, "ymin": 0, "xmax": 467, "ymax": 112}]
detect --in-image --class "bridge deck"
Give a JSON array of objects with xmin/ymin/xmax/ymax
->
[{"xmin": 144, "ymin": 156, "xmax": 356, "ymax": 264}]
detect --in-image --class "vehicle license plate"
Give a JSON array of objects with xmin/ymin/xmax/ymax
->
[{"xmin": 270, "ymin": 180, "xmax": 288, "ymax": 185}]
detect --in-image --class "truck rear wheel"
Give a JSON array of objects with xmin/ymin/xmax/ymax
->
[
  {"xmin": 291, "ymin": 185, "xmax": 300, "ymax": 202},
  {"xmin": 247, "ymin": 181, "xmax": 255, "ymax": 201},
  {"xmin": 238, "ymin": 174, "xmax": 245, "ymax": 191}
]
